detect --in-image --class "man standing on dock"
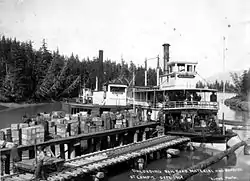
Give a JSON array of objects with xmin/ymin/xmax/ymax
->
[
  {"xmin": 10, "ymin": 144, "xmax": 20, "ymax": 173},
  {"xmin": 35, "ymin": 146, "xmax": 46, "ymax": 180}
]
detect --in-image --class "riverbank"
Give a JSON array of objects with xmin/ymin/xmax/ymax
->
[
  {"xmin": 0, "ymin": 102, "xmax": 53, "ymax": 112},
  {"xmin": 224, "ymin": 96, "xmax": 249, "ymax": 112}
]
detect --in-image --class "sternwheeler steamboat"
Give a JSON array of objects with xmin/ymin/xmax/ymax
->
[{"xmin": 127, "ymin": 43, "xmax": 237, "ymax": 148}]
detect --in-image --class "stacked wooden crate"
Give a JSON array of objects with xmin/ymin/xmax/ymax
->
[
  {"xmin": 0, "ymin": 129, "xmax": 5, "ymax": 141},
  {"xmin": 56, "ymin": 124, "xmax": 68, "ymax": 138},
  {"xmin": 92, "ymin": 117, "xmax": 102, "ymax": 132},
  {"xmin": 2, "ymin": 128, "xmax": 12, "ymax": 142},
  {"xmin": 71, "ymin": 114, "xmax": 79, "ymax": 121},
  {"xmin": 129, "ymin": 113, "xmax": 138, "ymax": 127},
  {"xmin": 102, "ymin": 112, "xmax": 111, "ymax": 130},
  {"xmin": 19, "ymin": 123, "xmax": 29, "ymax": 129},
  {"xmin": 115, "ymin": 114, "xmax": 123, "ymax": 129},
  {"xmin": 35, "ymin": 125, "xmax": 45, "ymax": 144},
  {"xmin": 79, "ymin": 115, "xmax": 90, "ymax": 134},
  {"xmin": 21, "ymin": 125, "xmax": 45, "ymax": 145},
  {"xmin": 109, "ymin": 112, "xmax": 116, "ymax": 129},
  {"xmin": 48, "ymin": 120, "xmax": 56, "ymax": 135},
  {"xmin": 22, "ymin": 126, "xmax": 35, "ymax": 145},
  {"xmin": 11, "ymin": 124, "xmax": 20, "ymax": 145},
  {"xmin": 69, "ymin": 121, "xmax": 79, "ymax": 136}
]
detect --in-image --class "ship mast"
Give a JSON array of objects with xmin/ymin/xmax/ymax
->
[
  {"xmin": 222, "ymin": 36, "xmax": 226, "ymax": 102},
  {"xmin": 133, "ymin": 66, "xmax": 135, "ymax": 113},
  {"xmin": 222, "ymin": 36, "xmax": 226, "ymax": 135}
]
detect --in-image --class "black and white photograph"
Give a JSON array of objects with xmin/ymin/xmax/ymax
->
[{"xmin": 0, "ymin": 0, "xmax": 250, "ymax": 180}]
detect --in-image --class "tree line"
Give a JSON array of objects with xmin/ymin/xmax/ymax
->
[
  {"xmin": 196, "ymin": 80, "xmax": 236, "ymax": 93},
  {"xmin": 230, "ymin": 70, "xmax": 250, "ymax": 100},
  {"xmin": 0, "ymin": 36, "xmax": 157, "ymax": 103},
  {"xmin": 1, "ymin": 36, "xmax": 244, "ymax": 103}
]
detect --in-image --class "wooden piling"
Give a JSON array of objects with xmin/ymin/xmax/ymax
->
[
  {"xmin": 100, "ymin": 137, "xmax": 108, "ymax": 151},
  {"xmin": 168, "ymin": 141, "xmax": 247, "ymax": 181},
  {"xmin": 134, "ymin": 130, "xmax": 139, "ymax": 143},
  {"xmin": 28, "ymin": 150, "xmax": 35, "ymax": 159},
  {"xmin": 4, "ymin": 154, "xmax": 10, "ymax": 174},
  {"xmin": 142, "ymin": 131, "xmax": 147, "ymax": 141},
  {"xmin": 69, "ymin": 144, "xmax": 76, "ymax": 158},
  {"xmin": 110, "ymin": 135, "xmax": 116, "ymax": 148},
  {"xmin": 95, "ymin": 138, "xmax": 101, "ymax": 151},
  {"xmin": 1, "ymin": 155, "xmax": 6, "ymax": 175},
  {"xmin": 60, "ymin": 144, "xmax": 65, "ymax": 159},
  {"xmin": 64, "ymin": 144, "xmax": 69, "ymax": 160},
  {"xmin": 118, "ymin": 134, "xmax": 124, "ymax": 146}
]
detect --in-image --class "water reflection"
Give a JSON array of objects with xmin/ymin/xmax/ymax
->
[
  {"xmin": 217, "ymin": 93, "xmax": 250, "ymax": 123},
  {"xmin": 0, "ymin": 102, "xmax": 62, "ymax": 129}
]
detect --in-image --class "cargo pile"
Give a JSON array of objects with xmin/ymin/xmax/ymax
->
[
  {"xmin": 0, "ymin": 109, "xmax": 142, "ymax": 148},
  {"xmin": 0, "ymin": 122, "xmax": 44, "ymax": 148},
  {"xmin": 22, "ymin": 125, "xmax": 45, "ymax": 145}
]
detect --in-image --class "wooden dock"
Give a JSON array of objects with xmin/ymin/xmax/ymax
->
[
  {"xmin": 1, "ymin": 135, "xmax": 190, "ymax": 181},
  {"xmin": 15, "ymin": 156, "xmax": 65, "ymax": 173},
  {"xmin": 1, "ymin": 122, "xmax": 158, "ymax": 176}
]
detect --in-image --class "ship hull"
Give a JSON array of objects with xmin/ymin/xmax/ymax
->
[{"xmin": 166, "ymin": 131, "xmax": 237, "ymax": 144}]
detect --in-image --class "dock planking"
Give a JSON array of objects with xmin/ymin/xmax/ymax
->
[
  {"xmin": 1, "ymin": 135, "xmax": 190, "ymax": 181},
  {"xmin": 15, "ymin": 156, "xmax": 64, "ymax": 173}
]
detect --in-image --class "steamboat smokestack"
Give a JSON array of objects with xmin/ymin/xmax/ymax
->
[
  {"xmin": 98, "ymin": 50, "xmax": 104, "ymax": 91},
  {"xmin": 162, "ymin": 43, "xmax": 170, "ymax": 74}
]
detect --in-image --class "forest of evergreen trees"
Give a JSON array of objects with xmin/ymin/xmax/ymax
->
[
  {"xmin": 223, "ymin": 70, "xmax": 250, "ymax": 111},
  {"xmin": 230, "ymin": 70, "xmax": 250, "ymax": 100},
  {"xmin": 196, "ymin": 69, "xmax": 250, "ymax": 97},
  {"xmin": 1, "ymin": 36, "xmax": 248, "ymax": 103},
  {"xmin": 196, "ymin": 80, "xmax": 236, "ymax": 93},
  {"xmin": 0, "ymin": 36, "xmax": 157, "ymax": 103}
]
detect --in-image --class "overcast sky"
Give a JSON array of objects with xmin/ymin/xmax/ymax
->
[{"xmin": 0, "ymin": 0, "xmax": 250, "ymax": 78}]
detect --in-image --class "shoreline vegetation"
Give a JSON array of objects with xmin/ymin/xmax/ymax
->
[
  {"xmin": 224, "ymin": 69, "xmax": 250, "ymax": 112},
  {"xmin": 0, "ymin": 102, "xmax": 53, "ymax": 112},
  {"xmin": 0, "ymin": 35, "xmax": 237, "ymax": 105},
  {"xmin": 224, "ymin": 96, "xmax": 249, "ymax": 112}
]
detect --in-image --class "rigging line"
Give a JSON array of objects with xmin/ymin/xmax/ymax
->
[{"xmin": 196, "ymin": 72, "xmax": 210, "ymax": 86}]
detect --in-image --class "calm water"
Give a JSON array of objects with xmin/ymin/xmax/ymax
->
[
  {"xmin": 0, "ymin": 102, "xmax": 62, "ymax": 129},
  {"xmin": 0, "ymin": 93, "xmax": 249, "ymax": 181}
]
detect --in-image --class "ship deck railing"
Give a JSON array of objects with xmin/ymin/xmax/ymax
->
[{"xmin": 128, "ymin": 100, "xmax": 219, "ymax": 110}]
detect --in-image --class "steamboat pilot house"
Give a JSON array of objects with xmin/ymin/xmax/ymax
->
[{"xmin": 131, "ymin": 44, "xmax": 219, "ymax": 125}]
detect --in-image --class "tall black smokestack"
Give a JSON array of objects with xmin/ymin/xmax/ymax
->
[
  {"xmin": 99, "ymin": 50, "xmax": 104, "ymax": 91},
  {"xmin": 162, "ymin": 43, "xmax": 170, "ymax": 74}
]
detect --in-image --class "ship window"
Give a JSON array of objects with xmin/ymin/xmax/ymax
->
[
  {"xmin": 110, "ymin": 86, "xmax": 125, "ymax": 93},
  {"xmin": 187, "ymin": 65, "xmax": 192, "ymax": 72},
  {"xmin": 194, "ymin": 65, "xmax": 196, "ymax": 72},
  {"xmin": 177, "ymin": 64, "xmax": 185, "ymax": 72}
]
